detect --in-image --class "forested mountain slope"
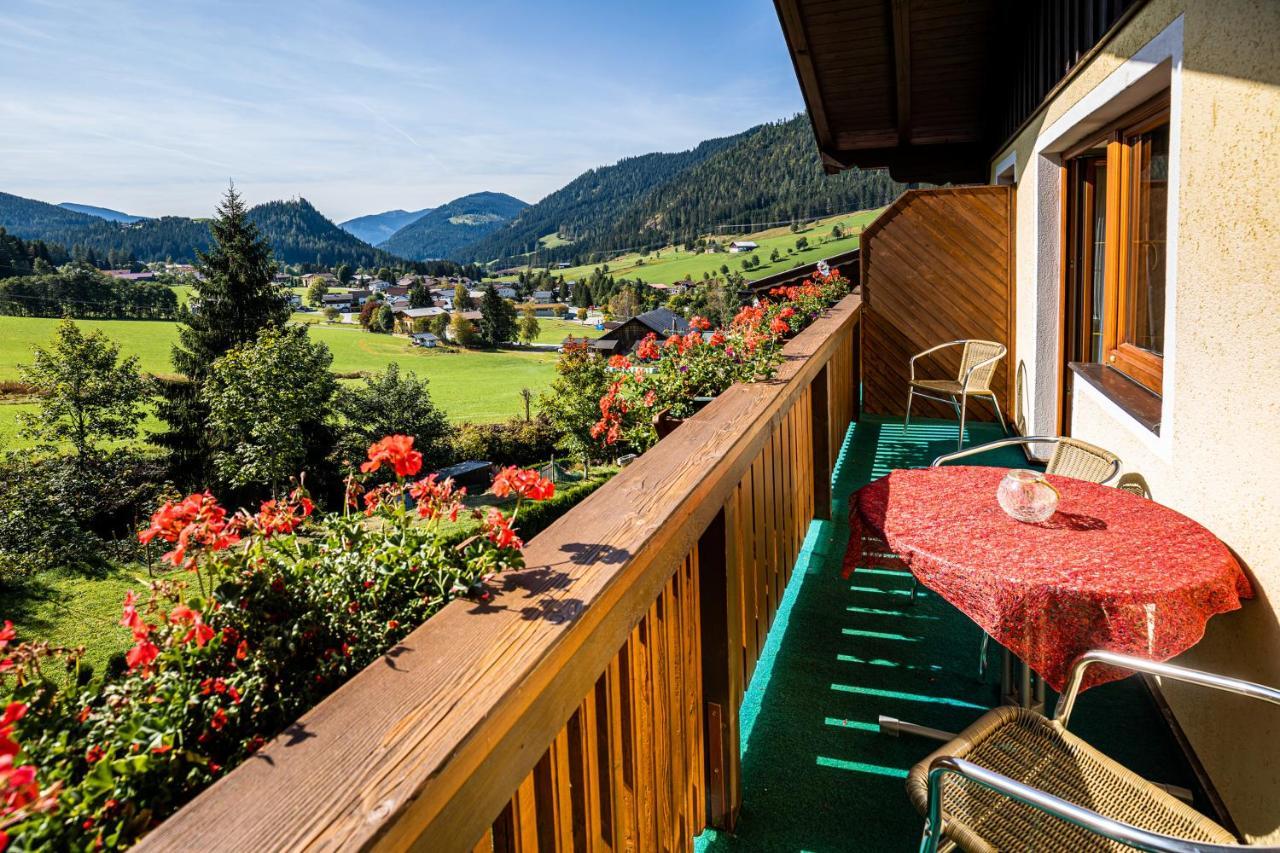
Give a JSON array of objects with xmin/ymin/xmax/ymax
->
[
  {"xmin": 455, "ymin": 131, "xmax": 750, "ymax": 265},
  {"xmin": 452, "ymin": 115, "xmax": 907, "ymax": 267},
  {"xmin": 378, "ymin": 191, "xmax": 528, "ymax": 260}
]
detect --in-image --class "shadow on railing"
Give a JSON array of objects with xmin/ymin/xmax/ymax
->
[{"xmin": 138, "ymin": 294, "xmax": 864, "ymax": 853}]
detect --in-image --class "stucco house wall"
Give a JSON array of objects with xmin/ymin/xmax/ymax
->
[{"xmin": 992, "ymin": 0, "xmax": 1280, "ymax": 837}]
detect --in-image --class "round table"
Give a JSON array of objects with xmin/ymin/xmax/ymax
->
[{"xmin": 845, "ymin": 466, "xmax": 1253, "ymax": 695}]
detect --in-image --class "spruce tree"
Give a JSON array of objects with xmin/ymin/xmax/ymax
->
[
  {"xmin": 478, "ymin": 284, "xmax": 516, "ymax": 347},
  {"xmin": 154, "ymin": 184, "xmax": 289, "ymax": 483}
]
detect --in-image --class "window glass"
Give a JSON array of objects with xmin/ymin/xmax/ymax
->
[
  {"xmin": 1089, "ymin": 163, "xmax": 1107, "ymax": 362},
  {"xmin": 1127, "ymin": 125, "xmax": 1168, "ymax": 356}
]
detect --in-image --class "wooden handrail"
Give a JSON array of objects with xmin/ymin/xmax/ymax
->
[{"xmin": 139, "ymin": 293, "xmax": 862, "ymax": 852}]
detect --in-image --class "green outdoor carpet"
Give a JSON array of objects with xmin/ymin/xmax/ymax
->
[{"xmin": 695, "ymin": 415, "xmax": 1201, "ymax": 852}]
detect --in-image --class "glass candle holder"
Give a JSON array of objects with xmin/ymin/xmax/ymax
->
[{"xmin": 997, "ymin": 469, "xmax": 1060, "ymax": 523}]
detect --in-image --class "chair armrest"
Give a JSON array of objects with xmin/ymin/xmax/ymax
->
[
  {"xmin": 931, "ymin": 436, "xmax": 1063, "ymax": 468},
  {"xmin": 910, "ymin": 340, "xmax": 968, "ymax": 382},
  {"xmin": 1054, "ymin": 650, "xmax": 1280, "ymax": 729},
  {"xmin": 920, "ymin": 756, "xmax": 1260, "ymax": 853}
]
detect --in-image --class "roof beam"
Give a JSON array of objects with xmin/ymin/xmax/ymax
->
[
  {"xmin": 773, "ymin": 0, "xmax": 834, "ymax": 153},
  {"xmin": 891, "ymin": 0, "xmax": 912, "ymax": 145}
]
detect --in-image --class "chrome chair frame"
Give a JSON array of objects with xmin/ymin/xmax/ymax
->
[
  {"xmin": 906, "ymin": 340, "xmax": 1009, "ymax": 451},
  {"xmin": 931, "ymin": 435, "xmax": 1121, "ymax": 485},
  {"xmin": 918, "ymin": 650, "xmax": 1280, "ymax": 853}
]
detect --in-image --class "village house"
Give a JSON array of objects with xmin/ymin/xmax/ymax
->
[
  {"xmin": 444, "ymin": 310, "xmax": 483, "ymax": 343},
  {"xmin": 531, "ymin": 290, "xmax": 555, "ymax": 303},
  {"xmin": 563, "ymin": 306, "xmax": 690, "ymax": 355},
  {"xmin": 728, "ymin": 240, "xmax": 758, "ymax": 253},
  {"xmin": 391, "ymin": 305, "xmax": 445, "ymax": 334},
  {"xmin": 103, "ymin": 269, "xmax": 157, "ymax": 282}
]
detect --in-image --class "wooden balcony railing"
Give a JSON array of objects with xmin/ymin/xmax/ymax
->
[{"xmin": 138, "ymin": 292, "xmax": 863, "ymax": 853}]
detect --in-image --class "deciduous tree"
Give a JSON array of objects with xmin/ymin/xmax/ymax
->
[
  {"xmin": 202, "ymin": 325, "xmax": 336, "ymax": 494},
  {"xmin": 334, "ymin": 364, "xmax": 454, "ymax": 472},
  {"xmin": 17, "ymin": 319, "xmax": 149, "ymax": 458},
  {"xmin": 539, "ymin": 343, "xmax": 612, "ymax": 477}
]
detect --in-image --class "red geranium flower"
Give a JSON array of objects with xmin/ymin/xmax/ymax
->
[
  {"xmin": 492, "ymin": 467, "xmax": 555, "ymax": 501},
  {"xmin": 210, "ymin": 708, "xmax": 228, "ymax": 731},
  {"xmin": 689, "ymin": 315, "xmax": 711, "ymax": 331},
  {"xmin": 636, "ymin": 333, "xmax": 660, "ymax": 360},
  {"xmin": 483, "ymin": 508, "xmax": 522, "ymax": 550},
  {"xmin": 1, "ymin": 702, "xmax": 28, "ymax": 760},
  {"xmin": 254, "ymin": 489, "xmax": 314, "ymax": 535},
  {"xmin": 138, "ymin": 492, "xmax": 239, "ymax": 570},
  {"xmin": 770, "ymin": 317, "xmax": 790, "ymax": 335},
  {"xmin": 607, "ymin": 354, "xmax": 633, "ymax": 370},
  {"xmin": 360, "ymin": 435, "xmax": 423, "ymax": 478},
  {"xmin": 408, "ymin": 475, "xmax": 466, "ymax": 521},
  {"xmin": 125, "ymin": 639, "xmax": 159, "ymax": 673}
]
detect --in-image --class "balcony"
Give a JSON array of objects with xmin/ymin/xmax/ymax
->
[
  {"xmin": 137, "ymin": 243, "xmax": 1229, "ymax": 851},
  {"xmin": 694, "ymin": 414, "xmax": 1202, "ymax": 851}
]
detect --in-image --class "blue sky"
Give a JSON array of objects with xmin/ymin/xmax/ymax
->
[{"xmin": 0, "ymin": 0, "xmax": 805, "ymax": 221}]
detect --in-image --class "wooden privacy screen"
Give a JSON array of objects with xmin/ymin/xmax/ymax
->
[
  {"xmin": 859, "ymin": 186, "xmax": 1014, "ymax": 419},
  {"xmin": 139, "ymin": 296, "xmax": 861, "ymax": 853}
]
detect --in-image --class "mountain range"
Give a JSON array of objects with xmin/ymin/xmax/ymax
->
[
  {"xmin": 338, "ymin": 207, "xmax": 432, "ymax": 245},
  {"xmin": 0, "ymin": 192, "xmax": 423, "ymax": 270},
  {"xmin": 377, "ymin": 192, "xmax": 527, "ymax": 261},
  {"xmin": 452, "ymin": 115, "xmax": 907, "ymax": 267},
  {"xmin": 1, "ymin": 113, "xmax": 906, "ymax": 272}
]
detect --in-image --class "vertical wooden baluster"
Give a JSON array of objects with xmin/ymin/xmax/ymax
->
[
  {"xmin": 495, "ymin": 774, "xmax": 536, "ymax": 853},
  {"xmin": 665, "ymin": 567, "xmax": 688, "ymax": 848},
  {"xmin": 649, "ymin": 593, "xmax": 673, "ymax": 851},
  {"xmin": 686, "ymin": 550, "xmax": 705, "ymax": 840},
  {"xmin": 608, "ymin": 656, "xmax": 634, "ymax": 852},
  {"xmin": 697, "ymin": 508, "xmax": 740, "ymax": 833},
  {"xmin": 631, "ymin": 619, "xmax": 658, "ymax": 850},
  {"xmin": 812, "ymin": 365, "xmax": 832, "ymax": 521},
  {"xmin": 750, "ymin": 453, "xmax": 768, "ymax": 670},
  {"xmin": 764, "ymin": 427, "xmax": 780, "ymax": 627},
  {"xmin": 569, "ymin": 690, "xmax": 601, "ymax": 852}
]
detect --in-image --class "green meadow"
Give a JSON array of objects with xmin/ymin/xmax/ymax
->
[
  {"xmin": 502, "ymin": 208, "xmax": 881, "ymax": 284},
  {"xmin": 0, "ymin": 314, "xmax": 607, "ymax": 449}
]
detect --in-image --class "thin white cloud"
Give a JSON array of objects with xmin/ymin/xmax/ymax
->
[{"xmin": 0, "ymin": 0, "xmax": 805, "ymax": 221}]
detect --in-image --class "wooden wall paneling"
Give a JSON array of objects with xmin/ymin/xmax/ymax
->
[{"xmin": 860, "ymin": 187, "xmax": 1014, "ymax": 419}]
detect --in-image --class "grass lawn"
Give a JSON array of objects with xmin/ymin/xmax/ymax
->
[
  {"xmin": 538, "ymin": 232, "xmax": 572, "ymax": 249},
  {"xmin": 528, "ymin": 317, "xmax": 603, "ymax": 345},
  {"xmin": 0, "ymin": 316, "xmax": 564, "ymax": 434},
  {"xmin": 498, "ymin": 208, "xmax": 881, "ymax": 284},
  {"xmin": 6, "ymin": 564, "xmax": 167, "ymax": 681}
]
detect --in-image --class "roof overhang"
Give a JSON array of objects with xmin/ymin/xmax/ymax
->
[{"xmin": 774, "ymin": 0, "xmax": 1000, "ymax": 184}]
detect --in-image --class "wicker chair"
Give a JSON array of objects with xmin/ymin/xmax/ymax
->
[
  {"xmin": 912, "ymin": 650, "xmax": 1280, "ymax": 853},
  {"xmin": 931, "ymin": 436, "xmax": 1121, "ymax": 485},
  {"xmin": 930, "ymin": 436, "xmax": 1122, "ymax": 675},
  {"xmin": 907, "ymin": 340, "xmax": 1009, "ymax": 450}
]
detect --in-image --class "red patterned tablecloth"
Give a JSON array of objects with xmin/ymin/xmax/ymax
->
[{"xmin": 844, "ymin": 466, "xmax": 1253, "ymax": 692}]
